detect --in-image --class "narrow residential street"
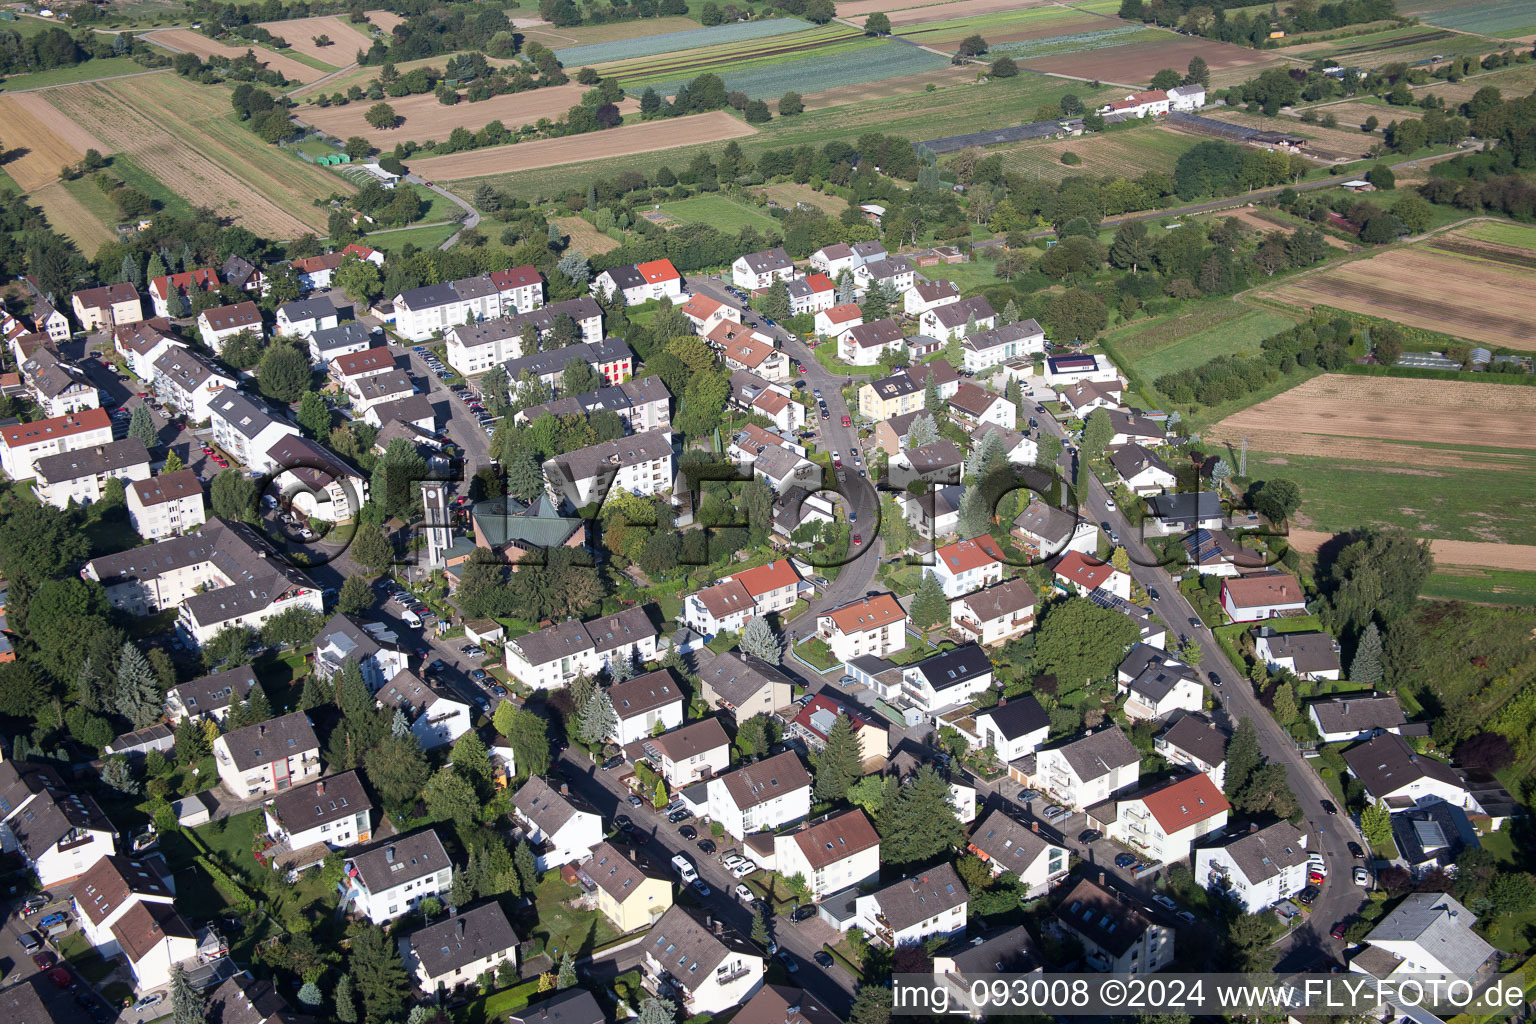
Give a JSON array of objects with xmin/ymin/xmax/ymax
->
[
  {"xmin": 555, "ymin": 747, "xmax": 858, "ymax": 1017},
  {"xmin": 1029, "ymin": 391, "xmax": 1367, "ymax": 966}
]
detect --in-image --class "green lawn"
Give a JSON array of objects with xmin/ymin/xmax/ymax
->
[
  {"xmin": 794, "ymin": 637, "xmax": 839, "ymax": 671},
  {"xmin": 1421, "ymin": 567, "xmax": 1536, "ymax": 606},
  {"xmin": 0, "ymin": 57, "xmax": 151, "ymax": 91},
  {"xmin": 526, "ymin": 874, "xmax": 620, "ymax": 960},
  {"xmin": 1104, "ymin": 302, "xmax": 1298, "ymax": 384},
  {"xmin": 1249, "ymin": 445, "xmax": 1536, "ymax": 546},
  {"xmin": 659, "ymin": 194, "xmax": 781, "ymax": 234},
  {"xmin": 60, "ymin": 173, "xmax": 126, "ymax": 231},
  {"xmin": 364, "ymin": 222, "xmax": 457, "ymax": 252}
]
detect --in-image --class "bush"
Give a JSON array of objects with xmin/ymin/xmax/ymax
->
[{"xmin": 1060, "ymin": 151, "xmax": 1081, "ymax": 165}]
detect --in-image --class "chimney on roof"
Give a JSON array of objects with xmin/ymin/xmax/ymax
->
[
  {"xmin": 998, "ymin": 697, "xmax": 1006, "ymax": 706},
  {"xmin": 1031, "ymin": 821, "xmax": 1038, "ymax": 833},
  {"xmin": 1249, "ymin": 823, "xmax": 1258, "ymax": 833},
  {"xmin": 317, "ymin": 781, "xmax": 325, "ymax": 794},
  {"xmin": 1208, "ymin": 720, "xmax": 1216, "ymax": 731},
  {"xmin": 457, "ymin": 918, "xmax": 465, "ymax": 939},
  {"xmin": 1098, "ymin": 872, "xmax": 1106, "ymax": 886},
  {"xmin": 560, "ymin": 783, "xmax": 569, "ymax": 796}
]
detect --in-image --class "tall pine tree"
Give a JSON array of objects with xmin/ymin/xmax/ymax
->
[
  {"xmin": 1351, "ymin": 621, "xmax": 1384, "ymax": 687},
  {"xmin": 813, "ymin": 714, "xmax": 863, "ymax": 803},
  {"xmin": 116, "ymin": 642, "xmax": 164, "ymax": 729}
]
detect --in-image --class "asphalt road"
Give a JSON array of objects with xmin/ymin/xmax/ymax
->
[
  {"xmin": 683, "ymin": 278, "xmax": 883, "ymax": 625},
  {"xmin": 555, "ymin": 746, "xmax": 857, "ymax": 1017},
  {"xmin": 1029, "ymin": 392, "xmax": 1367, "ymax": 966}
]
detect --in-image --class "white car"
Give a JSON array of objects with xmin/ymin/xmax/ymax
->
[
  {"xmin": 732, "ymin": 861, "xmax": 756, "ymax": 878},
  {"xmin": 1353, "ymin": 866, "xmax": 1371, "ymax": 888},
  {"xmin": 721, "ymin": 854, "xmax": 746, "ymax": 870},
  {"xmin": 1308, "ymin": 856, "xmax": 1328, "ymax": 877},
  {"xmin": 1104, "ymin": 497, "xmax": 1116, "ymax": 511},
  {"xmin": 735, "ymin": 884, "xmax": 755, "ymax": 904}
]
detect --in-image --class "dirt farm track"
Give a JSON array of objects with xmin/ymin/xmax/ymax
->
[
  {"xmin": 1208, "ymin": 374, "xmax": 1536, "ymax": 461},
  {"xmin": 408, "ymin": 112, "xmax": 757, "ymax": 180}
]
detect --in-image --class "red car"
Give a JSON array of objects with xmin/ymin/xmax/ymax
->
[
  {"xmin": 32, "ymin": 952, "xmax": 56, "ymax": 970},
  {"xmin": 852, "ymin": 533, "xmax": 862, "ymax": 546},
  {"xmin": 1330, "ymin": 923, "xmax": 1347, "ymax": 939},
  {"xmin": 136, "ymin": 392, "xmax": 148, "ymax": 399},
  {"xmin": 841, "ymin": 415, "xmax": 851, "ymax": 427},
  {"xmin": 798, "ymin": 364, "xmax": 807, "ymax": 374},
  {"xmin": 47, "ymin": 967, "xmax": 71, "ymax": 989}
]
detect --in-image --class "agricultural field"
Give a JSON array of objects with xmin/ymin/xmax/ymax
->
[
  {"xmin": 42, "ymin": 73, "xmax": 343, "ymax": 238},
  {"xmin": 751, "ymin": 182, "xmax": 845, "ymax": 215},
  {"xmin": 1257, "ymin": 224, "xmax": 1536, "ymax": 349},
  {"xmin": 637, "ymin": 40, "xmax": 953, "ymax": 101},
  {"xmin": 1414, "ymin": 0, "xmax": 1536, "ymax": 38},
  {"xmin": 364, "ymin": 10, "xmax": 405, "ymax": 33},
  {"xmin": 1103, "ymin": 299, "xmax": 1297, "ymax": 384},
  {"xmin": 410, "ymin": 111, "xmax": 757, "ymax": 181},
  {"xmin": 0, "ymin": 56, "xmax": 152, "ymax": 92},
  {"xmin": 1194, "ymin": 206, "xmax": 1354, "ymax": 247},
  {"xmin": 518, "ymin": 16, "xmax": 704, "ymax": 50},
  {"xmin": 883, "ymin": 0, "xmax": 1064, "ymax": 22},
  {"xmin": 552, "ymin": 18, "xmax": 812, "ymax": 67},
  {"xmin": 555, "ymin": 215, "xmax": 622, "ymax": 255},
  {"xmin": 1211, "ymin": 375, "xmax": 1536, "ymax": 544},
  {"xmin": 142, "ymin": 29, "xmax": 328, "ymax": 83},
  {"xmin": 1194, "ymin": 108, "xmax": 1380, "ymax": 159},
  {"xmin": 254, "ymin": 15, "xmax": 381, "ymax": 67},
  {"xmin": 362, "ymin": 222, "xmax": 457, "ymax": 253},
  {"xmin": 986, "ymin": 125, "xmax": 1203, "ymax": 183},
  {"xmin": 30, "ymin": 180, "xmax": 118, "ymax": 254},
  {"xmin": 834, "ymin": 0, "xmax": 982, "ymax": 16},
  {"xmin": 450, "ymin": 70, "xmax": 1111, "ymax": 197},
  {"xmin": 1293, "ymin": 24, "xmax": 1496, "ymax": 63},
  {"xmin": 0, "ymin": 92, "xmax": 106, "ymax": 190},
  {"xmin": 593, "ymin": 24, "xmax": 875, "ymax": 90},
  {"xmin": 800, "ymin": 63, "xmax": 974, "ymax": 110},
  {"xmin": 297, "ymin": 83, "xmax": 629, "ymax": 146},
  {"xmin": 988, "ymin": 24, "xmax": 1169, "ymax": 61},
  {"xmin": 1291, "ymin": 100, "xmax": 1393, "ymax": 133},
  {"xmin": 1411, "ymin": 63, "xmax": 1536, "ymax": 104},
  {"xmin": 885, "ymin": 6, "xmax": 1119, "ymax": 52},
  {"xmin": 658, "ymin": 194, "xmax": 783, "ymax": 233},
  {"xmin": 1016, "ymin": 36, "xmax": 1283, "ymax": 87}
]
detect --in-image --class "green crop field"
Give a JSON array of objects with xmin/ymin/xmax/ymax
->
[
  {"xmin": 464, "ymin": 72, "xmax": 1116, "ymax": 199},
  {"xmin": 1419, "ymin": 0, "xmax": 1536, "ymax": 37},
  {"xmin": 553, "ymin": 18, "xmax": 812, "ymax": 66},
  {"xmin": 1105, "ymin": 301, "xmax": 1297, "ymax": 383},
  {"xmin": 1247, "ymin": 445, "xmax": 1536, "ymax": 546},
  {"xmin": 1422, "ymin": 568, "xmax": 1536, "ymax": 606},
  {"xmin": 987, "ymin": 125, "xmax": 1204, "ymax": 183},
  {"xmin": 600, "ymin": 25, "xmax": 870, "ymax": 88},
  {"xmin": 1314, "ymin": 24, "xmax": 1497, "ymax": 61},
  {"xmin": 659, "ymin": 194, "xmax": 782, "ymax": 233},
  {"xmin": 640, "ymin": 41, "xmax": 951, "ymax": 101},
  {"xmin": 1461, "ymin": 220, "xmax": 1536, "ymax": 249},
  {"xmin": 0, "ymin": 57, "xmax": 151, "ymax": 91}
]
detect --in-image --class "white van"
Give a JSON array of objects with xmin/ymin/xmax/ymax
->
[
  {"xmin": 671, "ymin": 854, "xmax": 698, "ymax": 884},
  {"xmin": 401, "ymin": 608, "xmax": 423, "ymax": 628}
]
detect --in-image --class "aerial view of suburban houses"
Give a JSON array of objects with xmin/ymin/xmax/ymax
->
[{"xmin": 1, "ymin": 0, "xmax": 1535, "ymax": 1020}]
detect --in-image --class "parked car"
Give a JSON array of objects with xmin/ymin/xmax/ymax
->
[
  {"xmin": 601, "ymin": 755, "xmax": 623, "ymax": 772},
  {"xmin": 1353, "ymin": 866, "xmax": 1371, "ymax": 887},
  {"xmin": 1043, "ymin": 805, "xmax": 1068, "ymax": 821},
  {"xmin": 1077, "ymin": 829, "xmax": 1102, "ymax": 844},
  {"xmin": 732, "ymin": 861, "xmax": 756, "ymax": 878},
  {"xmin": 691, "ymin": 879, "xmax": 711, "ymax": 897},
  {"xmin": 21, "ymin": 893, "xmax": 50, "ymax": 914},
  {"xmin": 1017, "ymin": 789, "xmax": 1038, "ymax": 803},
  {"xmin": 734, "ymin": 884, "xmax": 755, "ymax": 904},
  {"xmin": 721, "ymin": 854, "xmax": 746, "ymax": 870},
  {"xmin": 1321, "ymin": 800, "xmax": 1338, "ymax": 815},
  {"xmin": 791, "ymin": 904, "xmax": 817, "ymax": 922},
  {"xmin": 696, "ymin": 839, "xmax": 716, "ymax": 854},
  {"xmin": 37, "ymin": 912, "xmax": 68, "ymax": 930},
  {"xmin": 776, "ymin": 952, "xmax": 798, "ymax": 974},
  {"xmin": 1331, "ymin": 922, "xmax": 1348, "ymax": 939},
  {"xmin": 1347, "ymin": 841, "xmax": 1365, "ymax": 859},
  {"xmin": 615, "ymin": 815, "xmax": 634, "ymax": 832},
  {"xmin": 1153, "ymin": 894, "xmax": 1176, "ymax": 910},
  {"xmin": 668, "ymin": 809, "xmax": 690, "ymax": 823},
  {"xmin": 1114, "ymin": 853, "xmax": 1137, "ymax": 869},
  {"xmin": 469, "ymin": 669, "xmax": 489, "ymax": 683},
  {"xmin": 813, "ymin": 950, "xmax": 835, "ymax": 968},
  {"xmin": 628, "ymin": 795, "xmax": 643, "ymax": 807},
  {"xmin": 679, "ymin": 825, "xmax": 697, "ymax": 840},
  {"xmin": 18, "ymin": 930, "xmax": 41, "ymax": 953},
  {"xmin": 1298, "ymin": 885, "xmax": 1320, "ymax": 905},
  {"xmin": 31, "ymin": 952, "xmax": 56, "ymax": 970}
]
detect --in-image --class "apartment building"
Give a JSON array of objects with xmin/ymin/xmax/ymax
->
[
  {"xmin": 406, "ymin": 903, "xmax": 520, "ymax": 996},
  {"xmin": 608, "ymin": 669, "xmax": 685, "ymax": 746},
  {"xmin": 197, "ymin": 301, "xmax": 263, "ymax": 354},
  {"xmin": 515, "ymin": 375, "xmax": 672, "ymax": 433},
  {"xmin": 309, "ymin": 321, "xmax": 376, "ymax": 365},
  {"xmin": 543, "ymin": 429, "xmax": 675, "ymax": 511},
  {"xmin": 641, "ymin": 906, "xmax": 763, "ymax": 1015},
  {"xmin": 444, "ymin": 296, "xmax": 604, "ymax": 374},
  {"xmin": 153, "ymin": 347, "xmax": 238, "ymax": 422},
  {"xmin": 513, "ymin": 776, "xmax": 603, "ymax": 870},
  {"xmin": 926, "ymin": 534, "xmax": 1006, "ymax": 599},
  {"xmin": 0, "ymin": 759, "xmax": 117, "ymax": 885},
  {"xmin": 212, "ymin": 712, "xmax": 321, "ymax": 799},
  {"xmin": 1057, "ymin": 878, "xmax": 1174, "ymax": 974},
  {"xmin": 590, "ymin": 259, "xmax": 683, "ymax": 306},
  {"xmin": 771, "ymin": 809, "xmax": 879, "ymax": 900},
  {"xmin": 164, "ymin": 666, "xmax": 256, "ymax": 724},
  {"xmin": 694, "ymin": 650, "xmax": 795, "ymax": 722},
  {"xmin": 149, "ymin": 269, "xmax": 218, "ymax": 317},
  {"xmin": 126, "ymin": 469, "xmax": 206, "ymax": 540},
  {"xmin": 854, "ymin": 864, "xmax": 968, "ymax": 948},
  {"xmin": 207, "ymin": 389, "xmax": 300, "ymax": 473},
  {"xmin": 967, "ymin": 809, "xmax": 1069, "ymax": 897},
  {"xmin": 961, "ymin": 319, "xmax": 1045, "ymax": 372},
  {"xmin": 683, "ymin": 559, "xmax": 801, "ymax": 636},
  {"xmin": 21, "ymin": 346, "xmax": 99, "ymax": 416},
  {"xmin": 500, "ymin": 336, "xmax": 634, "ymax": 391},
  {"xmin": 32, "ymin": 437, "xmax": 150, "ymax": 509},
  {"xmin": 732, "ymin": 247, "xmax": 795, "ymax": 290},
  {"xmin": 706, "ymin": 751, "xmax": 811, "ymax": 839},
  {"xmin": 580, "ymin": 841, "xmax": 673, "ymax": 933},
  {"xmin": 391, "ymin": 267, "xmax": 544, "ymax": 342},
  {"xmin": 1089, "ymin": 772, "xmax": 1230, "ymax": 865},
  {"xmin": 1194, "ymin": 821, "xmax": 1309, "ymax": 913},
  {"xmin": 73, "ymin": 855, "xmax": 176, "ymax": 958},
  {"xmin": 0, "ymin": 407, "xmax": 114, "ymax": 481},
  {"xmin": 503, "ymin": 605, "xmax": 658, "ymax": 689},
  {"xmin": 114, "ymin": 320, "xmax": 182, "ymax": 380},
  {"xmin": 1033, "ymin": 727, "xmax": 1140, "ymax": 809},
  {"xmin": 72, "ymin": 283, "xmax": 144, "ymax": 331},
  {"xmin": 630, "ymin": 717, "xmax": 731, "ymax": 788},
  {"xmin": 263, "ymin": 770, "xmax": 373, "ymax": 860},
  {"xmin": 266, "ymin": 434, "xmax": 368, "ymax": 522},
  {"xmin": 949, "ymin": 578, "xmax": 1037, "ymax": 647},
  {"xmin": 343, "ymin": 829, "xmax": 452, "ymax": 924},
  {"xmin": 816, "ymin": 593, "xmax": 907, "ymax": 663},
  {"xmin": 375, "ymin": 670, "xmax": 472, "ymax": 751}
]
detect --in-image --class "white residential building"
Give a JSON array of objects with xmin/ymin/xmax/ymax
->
[
  {"xmin": 391, "ymin": 266, "xmax": 545, "ymax": 342},
  {"xmin": 771, "ymin": 810, "xmax": 880, "ymax": 900},
  {"xmin": 683, "ymin": 558, "xmax": 800, "ymax": 636},
  {"xmin": 112, "ymin": 900, "xmax": 199, "ymax": 993},
  {"xmin": 962, "ymin": 319, "xmax": 1045, "ymax": 372},
  {"xmin": 503, "ymin": 606, "xmax": 658, "ymax": 690},
  {"xmin": 0, "ymin": 759, "xmax": 117, "ymax": 886},
  {"xmin": 0, "ymin": 407, "xmax": 114, "ymax": 481},
  {"xmin": 1117, "ymin": 644, "xmax": 1204, "ymax": 721},
  {"xmin": 1256, "ymin": 629, "xmax": 1343, "ymax": 682},
  {"xmin": 274, "ymin": 297, "xmax": 339, "ymax": 340},
  {"xmin": 642, "ymin": 906, "xmax": 764, "ymax": 1016},
  {"xmin": 1343, "ymin": 733, "xmax": 1475, "ymax": 811},
  {"xmin": 72, "ymin": 854, "xmax": 177, "ymax": 958},
  {"xmin": 544, "ymin": 429, "xmax": 675, "ymax": 511},
  {"xmin": 21, "ymin": 346, "xmax": 99, "ymax": 417},
  {"xmin": 114, "ymin": 321, "xmax": 183, "ymax": 381},
  {"xmin": 164, "ymin": 666, "xmax": 256, "ymax": 724},
  {"xmin": 197, "ymin": 301, "xmax": 263, "ymax": 354},
  {"xmin": 815, "ymin": 303, "xmax": 863, "ymax": 342},
  {"xmin": 1089, "ymin": 772, "xmax": 1229, "ymax": 865},
  {"xmin": 609, "ymin": 669, "xmax": 685, "ymax": 746},
  {"xmin": 967, "ymin": 809, "xmax": 1069, "ymax": 896},
  {"xmin": 31, "ymin": 438, "xmax": 150, "ymax": 510},
  {"xmin": 309, "ymin": 321, "xmax": 375, "ymax": 365},
  {"xmin": 343, "ymin": 829, "xmax": 452, "ymax": 924},
  {"xmin": 443, "ymin": 297, "xmax": 604, "ymax": 374},
  {"xmin": 513, "ymin": 776, "xmax": 604, "ymax": 870},
  {"xmin": 212, "ymin": 712, "xmax": 322, "ymax": 799},
  {"xmin": 838, "ymin": 319, "xmax": 905, "ymax": 366},
  {"xmin": 1167, "ymin": 84, "xmax": 1205, "ymax": 111},
  {"xmin": 972, "ymin": 696, "xmax": 1049, "ymax": 763},
  {"xmin": 894, "ymin": 644, "xmax": 994, "ymax": 716},
  {"xmin": 809, "ymin": 243, "xmax": 859, "ymax": 277},
  {"xmin": 816, "ymin": 593, "xmax": 906, "ymax": 663},
  {"xmin": 785, "ymin": 274, "xmax": 836, "ymax": 315},
  {"xmin": 1033, "ymin": 727, "xmax": 1140, "ymax": 809},
  {"xmin": 732, "ymin": 247, "xmax": 796, "ymax": 290},
  {"xmin": 1309, "ymin": 694, "xmax": 1406, "ymax": 744},
  {"xmin": 406, "ymin": 903, "xmax": 520, "ymax": 997},
  {"xmin": 903, "ymin": 278, "xmax": 960, "ymax": 317},
  {"xmin": 853, "ymin": 258, "xmax": 913, "ymax": 297},
  {"xmin": 127, "ymin": 468, "xmax": 207, "ymax": 540},
  {"xmin": 1194, "ymin": 821, "xmax": 1308, "ymax": 913},
  {"xmin": 1155, "ymin": 713, "xmax": 1229, "ymax": 788},
  {"xmin": 631, "ymin": 718, "xmax": 731, "ymax": 788},
  {"xmin": 263, "ymin": 770, "xmax": 373, "ymax": 858},
  {"xmin": 207, "ymin": 389, "xmax": 300, "ymax": 473},
  {"xmin": 706, "ymin": 751, "xmax": 811, "ymax": 839},
  {"xmin": 311, "ymin": 613, "xmax": 410, "ymax": 690},
  {"xmin": 921, "ymin": 296, "xmax": 995, "ymax": 341},
  {"xmin": 854, "ymin": 863, "xmax": 968, "ymax": 948},
  {"xmin": 153, "ymin": 347, "xmax": 237, "ymax": 422},
  {"xmin": 1353, "ymin": 893, "xmax": 1496, "ymax": 980},
  {"xmin": 590, "ymin": 259, "xmax": 683, "ymax": 306},
  {"xmin": 1058, "ymin": 878, "xmax": 1174, "ymax": 974},
  {"xmin": 375, "ymin": 670, "xmax": 472, "ymax": 750}
]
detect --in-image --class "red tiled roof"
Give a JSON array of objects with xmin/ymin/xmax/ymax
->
[
  {"xmin": 823, "ymin": 592, "xmax": 904, "ymax": 634},
  {"xmin": 343, "ymin": 243, "xmax": 381, "ymax": 261},
  {"xmin": 1137, "ymin": 773, "xmax": 1229, "ymax": 834},
  {"xmin": 681, "ymin": 294, "xmax": 724, "ymax": 320},
  {"xmin": 805, "ymin": 273, "xmax": 834, "ymax": 293},
  {"xmin": 936, "ymin": 535, "xmax": 1005, "ymax": 575},
  {"xmin": 489, "ymin": 265, "xmax": 540, "ymax": 289},
  {"xmin": 333, "ymin": 346, "xmax": 395, "ymax": 377},
  {"xmin": 730, "ymin": 559, "xmax": 798, "ymax": 598},
  {"xmin": 1, "ymin": 407, "xmax": 110, "ymax": 449},
  {"xmin": 637, "ymin": 258, "xmax": 680, "ymax": 283},
  {"xmin": 1054, "ymin": 550, "xmax": 1118, "ymax": 590},
  {"xmin": 822, "ymin": 303, "xmax": 862, "ymax": 324},
  {"xmin": 150, "ymin": 269, "xmax": 218, "ymax": 299},
  {"xmin": 789, "ymin": 809, "xmax": 879, "ymax": 868},
  {"xmin": 1223, "ymin": 573, "xmax": 1306, "ymax": 609}
]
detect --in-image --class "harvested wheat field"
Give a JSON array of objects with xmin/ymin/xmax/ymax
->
[
  {"xmin": 835, "ymin": 0, "xmax": 965, "ymax": 16},
  {"xmin": 44, "ymin": 75, "xmax": 342, "ymax": 238},
  {"xmin": 1258, "ymin": 229, "xmax": 1536, "ymax": 348},
  {"xmin": 555, "ymin": 216, "xmax": 621, "ymax": 255},
  {"xmin": 31, "ymin": 181, "xmax": 116, "ymax": 253},
  {"xmin": 410, "ymin": 111, "xmax": 756, "ymax": 180},
  {"xmin": 0, "ymin": 92, "xmax": 104, "ymax": 190},
  {"xmin": 143, "ymin": 29, "xmax": 328, "ymax": 82},
  {"xmin": 299, "ymin": 84, "xmax": 635, "ymax": 146},
  {"xmin": 256, "ymin": 15, "xmax": 379, "ymax": 66},
  {"xmin": 1210, "ymin": 374, "xmax": 1536, "ymax": 460},
  {"xmin": 365, "ymin": 10, "xmax": 405, "ymax": 33},
  {"xmin": 1018, "ymin": 36, "xmax": 1276, "ymax": 84},
  {"xmin": 1287, "ymin": 529, "xmax": 1536, "ymax": 570}
]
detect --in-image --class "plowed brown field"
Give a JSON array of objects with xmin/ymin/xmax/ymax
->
[
  {"xmin": 143, "ymin": 29, "xmax": 327, "ymax": 83},
  {"xmin": 1288, "ymin": 530, "xmax": 1536, "ymax": 570},
  {"xmin": 410, "ymin": 111, "xmax": 756, "ymax": 180},
  {"xmin": 256, "ymin": 15, "xmax": 378, "ymax": 66},
  {"xmin": 1209, "ymin": 374, "xmax": 1536, "ymax": 459},
  {"xmin": 0, "ymin": 92, "xmax": 103, "ymax": 189},
  {"xmin": 1020, "ymin": 36, "xmax": 1278, "ymax": 84},
  {"xmin": 364, "ymin": 10, "xmax": 405, "ymax": 33},
  {"xmin": 1257, "ymin": 230, "xmax": 1536, "ymax": 348},
  {"xmin": 299, "ymin": 84, "xmax": 635, "ymax": 146}
]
